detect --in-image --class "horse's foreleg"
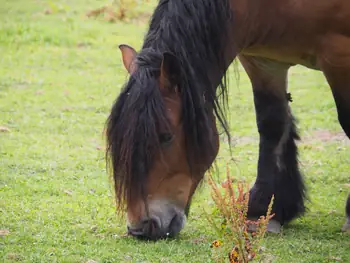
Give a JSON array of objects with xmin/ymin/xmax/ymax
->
[
  {"xmin": 239, "ymin": 55, "xmax": 306, "ymax": 233},
  {"xmin": 319, "ymin": 41, "xmax": 350, "ymax": 231},
  {"xmin": 343, "ymin": 195, "xmax": 350, "ymax": 232}
]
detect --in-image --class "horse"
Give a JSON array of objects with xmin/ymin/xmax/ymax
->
[{"xmin": 106, "ymin": 0, "xmax": 350, "ymax": 240}]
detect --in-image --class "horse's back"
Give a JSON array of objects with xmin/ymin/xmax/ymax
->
[{"xmin": 238, "ymin": 0, "xmax": 350, "ymax": 70}]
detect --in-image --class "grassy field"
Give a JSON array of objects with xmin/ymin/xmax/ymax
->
[{"xmin": 0, "ymin": 1, "xmax": 349, "ymax": 262}]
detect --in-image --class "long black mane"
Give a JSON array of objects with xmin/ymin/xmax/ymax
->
[{"xmin": 106, "ymin": 0, "xmax": 232, "ymax": 208}]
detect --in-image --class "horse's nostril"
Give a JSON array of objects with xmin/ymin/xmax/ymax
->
[
  {"xmin": 142, "ymin": 217, "xmax": 161, "ymax": 238},
  {"xmin": 168, "ymin": 214, "xmax": 184, "ymax": 237},
  {"xmin": 128, "ymin": 217, "xmax": 163, "ymax": 240},
  {"xmin": 127, "ymin": 210, "xmax": 185, "ymax": 240}
]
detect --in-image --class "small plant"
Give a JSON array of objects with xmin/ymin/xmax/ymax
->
[
  {"xmin": 86, "ymin": 0, "xmax": 148, "ymax": 22},
  {"xmin": 205, "ymin": 165, "xmax": 274, "ymax": 263},
  {"xmin": 111, "ymin": 0, "xmax": 138, "ymax": 21}
]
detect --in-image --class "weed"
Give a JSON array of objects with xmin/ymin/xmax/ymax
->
[{"xmin": 205, "ymin": 166, "xmax": 274, "ymax": 262}]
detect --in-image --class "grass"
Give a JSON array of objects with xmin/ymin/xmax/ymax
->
[{"xmin": 0, "ymin": 0, "xmax": 349, "ymax": 262}]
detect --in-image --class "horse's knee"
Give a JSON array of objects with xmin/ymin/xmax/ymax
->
[{"xmin": 253, "ymin": 91, "xmax": 290, "ymax": 141}]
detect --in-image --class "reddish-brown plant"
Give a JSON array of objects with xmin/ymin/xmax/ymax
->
[{"xmin": 205, "ymin": 165, "xmax": 274, "ymax": 263}]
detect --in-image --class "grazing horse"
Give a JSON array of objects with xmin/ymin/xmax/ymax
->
[{"xmin": 106, "ymin": 0, "xmax": 350, "ymax": 240}]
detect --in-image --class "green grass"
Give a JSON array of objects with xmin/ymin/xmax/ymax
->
[{"xmin": 0, "ymin": 1, "xmax": 349, "ymax": 262}]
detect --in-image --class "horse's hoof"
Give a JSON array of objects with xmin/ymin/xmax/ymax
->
[
  {"xmin": 247, "ymin": 219, "xmax": 281, "ymax": 234},
  {"xmin": 341, "ymin": 218, "xmax": 350, "ymax": 233},
  {"xmin": 267, "ymin": 219, "xmax": 281, "ymax": 233}
]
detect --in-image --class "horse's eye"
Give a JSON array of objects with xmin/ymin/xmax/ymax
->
[{"xmin": 159, "ymin": 133, "xmax": 173, "ymax": 146}]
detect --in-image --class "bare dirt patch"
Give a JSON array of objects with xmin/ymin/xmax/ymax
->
[
  {"xmin": 302, "ymin": 130, "xmax": 349, "ymax": 145},
  {"xmin": 220, "ymin": 130, "xmax": 349, "ymax": 146}
]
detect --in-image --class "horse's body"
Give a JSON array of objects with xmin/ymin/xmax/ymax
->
[{"xmin": 106, "ymin": 0, "xmax": 350, "ymax": 240}]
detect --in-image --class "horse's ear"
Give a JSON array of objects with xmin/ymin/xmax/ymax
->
[
  {"xmin": 119, "ymin": 44, "xmax": 137, "ymax": 74},
  {"xmin": 159, "ymin": 52, "xmax": 181, "ymax": 93}
]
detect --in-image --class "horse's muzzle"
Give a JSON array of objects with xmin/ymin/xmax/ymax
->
[{"xmin": 127, "ymin": 200, "xmax": 186, "ymax": 241}]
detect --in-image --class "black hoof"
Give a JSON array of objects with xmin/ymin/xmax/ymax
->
[{"xmin": 342, "ymin": 218, "xmax": 350, "ymax": 233}]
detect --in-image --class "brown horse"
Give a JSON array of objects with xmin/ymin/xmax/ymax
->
[{"xmin": 106, "ymin": 0, "xmax": 350, "ymax": 240}]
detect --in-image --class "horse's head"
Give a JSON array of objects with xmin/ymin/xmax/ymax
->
[{"xmin": 106, "ymin": 44, "xmax": 220, "ymax": 240}]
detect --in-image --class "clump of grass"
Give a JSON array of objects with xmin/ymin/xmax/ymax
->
[{"xmin": 205, "ymin": 165, "xmax": 274, "ymax": 263}]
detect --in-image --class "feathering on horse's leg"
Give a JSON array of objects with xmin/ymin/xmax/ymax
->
[{"xmin": 239, "ymin": 56, "xmax": 306, "ymax": 233}]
